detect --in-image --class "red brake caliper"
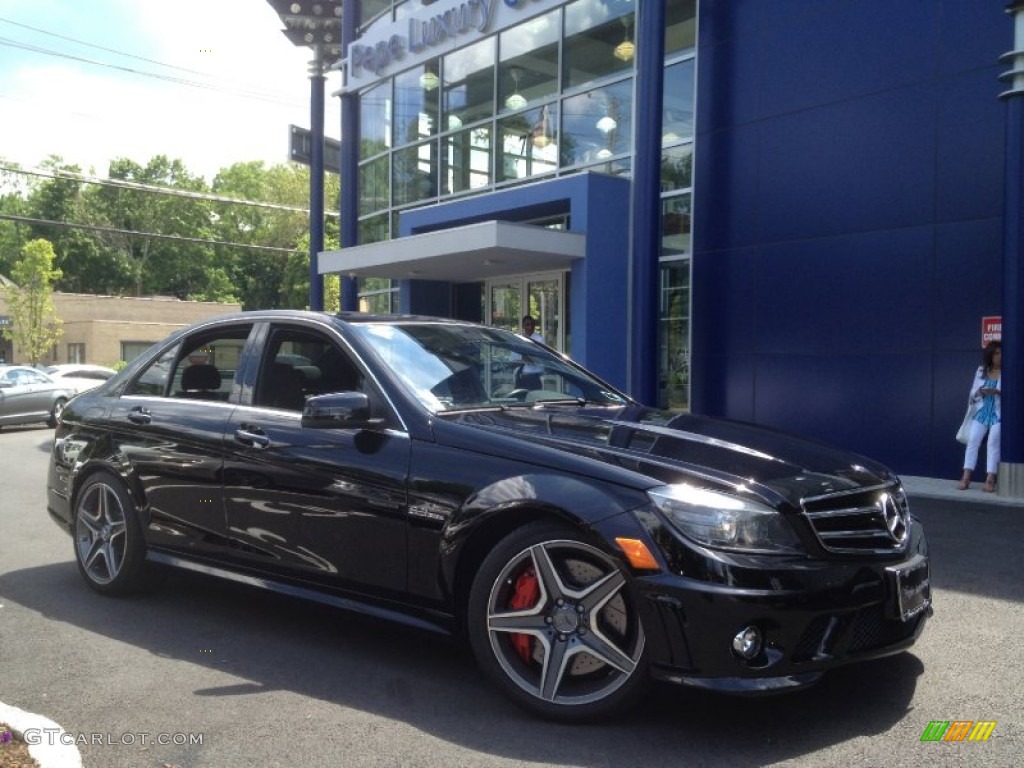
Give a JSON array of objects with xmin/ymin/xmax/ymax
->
[{"xmin": 508, "ymin": 566, "xmax": 540, "ymax": 663}]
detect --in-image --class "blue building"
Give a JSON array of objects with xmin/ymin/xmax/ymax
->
[{"xmin": 317, "ymin": 0, "xmax": 1019, "ymax": 482}]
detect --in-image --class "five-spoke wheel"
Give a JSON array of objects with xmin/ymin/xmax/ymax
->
[
  {"xmin": 469, "ymin": 522, "xmax": 648, "ymax": 721},
  {"xmin": 74, "ymin": 473, "xmax": 147, "ymax": 594}
]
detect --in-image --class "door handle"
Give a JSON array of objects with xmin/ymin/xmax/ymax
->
[
  {"xmin": 127, "ymin": 407, "xmax": 152, "ymax": 425},
  {"xmin": 234, "ymin": 426, "xmax": 270, "ymax": 448}
]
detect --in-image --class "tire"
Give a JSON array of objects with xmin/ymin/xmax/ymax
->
[
  {"xmin": 47, "ymin": 397, "xmax": 67, "ymax": 427},
  {"xmin": 468, "ymin": 521, "xmax": 648, "ymax": 722},
  {"xmin": 73, "ymin": 472, "xmax": 150, "ymax": 595}
]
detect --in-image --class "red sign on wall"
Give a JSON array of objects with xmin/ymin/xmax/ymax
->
[{"xmin": 982, "ymin": 316, "xmax": 1002, "ymax": 347}]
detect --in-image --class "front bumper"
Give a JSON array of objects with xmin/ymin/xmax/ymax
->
[{"xmin": 628, "ymin": 520, "xmax": 931, "ymax": 693}]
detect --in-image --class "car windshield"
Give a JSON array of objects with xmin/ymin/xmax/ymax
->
[{"xmin": 351, "ymin": 322, "xmax": 629, "ymax": 413}]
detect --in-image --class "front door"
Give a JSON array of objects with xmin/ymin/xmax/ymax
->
[{"xmin": 486, "ymin": 272, "xmax": 565, "ymax": 353}]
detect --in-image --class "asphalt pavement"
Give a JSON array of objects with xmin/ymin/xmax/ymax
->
[{"xmin": 1, "ymin": 423, "xmax": 1021, "ymax": 768}]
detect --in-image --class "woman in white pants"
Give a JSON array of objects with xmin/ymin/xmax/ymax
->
[{"xmin": 958, "ymin": 341, "xmax": 1002, "ymax": 492}]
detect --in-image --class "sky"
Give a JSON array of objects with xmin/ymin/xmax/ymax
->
[{"xmin": 0, "ymin": 0, "xmax": 342, "ymax": 183}]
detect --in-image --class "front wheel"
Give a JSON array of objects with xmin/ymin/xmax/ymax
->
[
  {"xmin": 47, "ymin": 397, "xmax": 67, "ymax": 427},
  {"xmin": 468, "ymin": 521, "xmax": 648, "ymax": 722},
  {"xmin": 73, "ymin": 472, "xmax": 150, "ymax": 595}
]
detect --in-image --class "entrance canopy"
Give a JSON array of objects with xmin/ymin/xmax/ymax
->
[{"xmin": 318, "ymin": 220, "xmax": 586, "ymax": 282}]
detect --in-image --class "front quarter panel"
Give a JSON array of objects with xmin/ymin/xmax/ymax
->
[{"xmin": 403, "ymin": 437, "xmax": 650, "ymax": 606}]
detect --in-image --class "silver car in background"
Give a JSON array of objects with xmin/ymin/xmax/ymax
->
[
  {"xmin": 0, "ymin": 365, "xmax": 76, "ymax": 429},
  {"xmin": 44, "ymin": 364, "xmax": 118, "ymax": 394}
]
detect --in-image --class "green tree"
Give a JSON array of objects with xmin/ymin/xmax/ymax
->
[
  {"xmin": 211, "ymin": 161, "xmax": 336, "ymax": 310},
  {"xmin": 2, "ymin": 238, "xmax": 64, "ymax": 365},
  {"xmin": 16, "ymin": 157, "xmax": 132, "ymax": 295},
  {"xmin": 86, "ymin": 156, "xmax": 230, "ymax": 300}
]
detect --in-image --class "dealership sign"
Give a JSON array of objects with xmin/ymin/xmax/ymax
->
[
  {"xmin": 982, "ymin": 315, "xmax": 1002, "ymax": 346},
  {"xmin": 339, "ymin": 0, "xmax": 560, "ymax": 92}
]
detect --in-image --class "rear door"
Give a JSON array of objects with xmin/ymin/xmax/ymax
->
[{"xmin": 108, "ymin": 322, "xmax": 255, "ymax": 557}]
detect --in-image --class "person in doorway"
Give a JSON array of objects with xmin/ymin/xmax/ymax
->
[
  {"xmin": 958, "ymin": 340, "xmax": 1002, "ymax": 492},
  {"xmin": 516, "ymin": 315, "xmax": 545, "ymax": 390}
]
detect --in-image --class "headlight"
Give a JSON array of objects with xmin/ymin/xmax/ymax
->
[{"xmin": 647, "ymin": 484, "xmax": 803, "ymax": 554}]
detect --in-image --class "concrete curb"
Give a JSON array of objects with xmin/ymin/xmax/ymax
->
[
  {"xmin": 0, "ymin": 701, "xmax": 82, "ymax": 768},
  {"xmin": 901, "ymin": 475, "xmax": 1024, "ymax": 507}
]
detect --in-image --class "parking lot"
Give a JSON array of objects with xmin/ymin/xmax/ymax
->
[{"xmin": 1, "ymin": 424, "xmax": 1021, "ymax": 768}]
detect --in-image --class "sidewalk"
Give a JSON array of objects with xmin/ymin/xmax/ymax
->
[{"xmin": 900, "ymin": 475, "xmax": 1024, "ymax": 506}]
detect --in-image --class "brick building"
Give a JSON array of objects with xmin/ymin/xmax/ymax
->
[{"xmin": 0, "ymin": 290, "xmax": 241, "ymax": 366}]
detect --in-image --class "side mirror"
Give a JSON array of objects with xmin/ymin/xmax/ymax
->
[{"xmin": 301, "ymin": 391, "xmax": 384, "ymax": 430}]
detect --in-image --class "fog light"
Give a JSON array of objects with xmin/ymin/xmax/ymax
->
[{"xmin": 732, "ymin": 625, "xmax": 762, "ymax": 660}]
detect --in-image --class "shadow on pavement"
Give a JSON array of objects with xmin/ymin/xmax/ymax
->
[
  {"xmin": 907, "ymin": 496, "xmax": 1024, "ymax": 604},
  {"xmin": 0, "ymin": 559, "xmax": 924, "ymax": 768}
]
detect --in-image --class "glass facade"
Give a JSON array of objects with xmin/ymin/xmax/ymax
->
[{"xmin": 350, "ymin": 0, "xmax": 696, "ymax": 408}]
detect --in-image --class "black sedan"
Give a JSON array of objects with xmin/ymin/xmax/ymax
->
[{"xmin": 46, "ymin": 311, "xmax": 930, "ymax": 721}]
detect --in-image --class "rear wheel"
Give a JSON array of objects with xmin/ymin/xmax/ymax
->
[
  {"xmin": 73, "ymin": 472, "xmax": 149, "ymax": 595},
  {"xmin": 468, "ymin": 521, "xmax": 648, "ymax": 721}
]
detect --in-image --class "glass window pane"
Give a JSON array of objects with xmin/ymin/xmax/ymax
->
[
  {"xmin": 360, "ymin": 0, "xmax": 392, "ymax": 33},
  {"xmin": 658, "ymin": 262, "xmax": 690, "ymax": 411},
  {"xmin": 444, "ymin": 38, "xmax": 495, "ymax": 128},
  {"xmin": 360, "ymin": 82, "xmax": 391, "ymax": 159},
  {"xmin": 393, "ymin": 140, "xmax": 439, "ymax": 206},
  {"xmin": 663, "ymin": 60, "xmax": 695, "ymax": 144},
  {"xmin": 563, "ymin": 0, "xmax": 634, "ymax": 89},
  {"xmin": 499, "ymin": 10, "xmax": 559, "ymax": 111},
  {"xmin": 360, "ymin": 155, "xmax": 390, "ymax": 215},
  {"xmin": 561, "ymin": 80, "xmax": 632, "ymax": 167},
  {"xmin": 497, "ymin": 104, "xmax": 558, "ymax": 183},
  {"xmin": 393, "ymin": 61, "xmax": 440, "ymax": 147},
  {"xmin": 359, "ymin": 213, "xmax": 390, "ymax": 245},
  {"xmin": 661, "ymin": 145, "xmax": 692, "ymax": 191},
  {"xmin": 661, "ymin": 194, "xmax": 691, "ymax": 258},
  {"xmin": 665, "ymin": 0, "xmax": 697, "ymax": 55},
  {"xmin": 489, "ymin": 283, "xmax": 521, "ymax": 331},
  {"xmin": 444, "ymin": 126, "xmax": 492, "ymax": 195}
]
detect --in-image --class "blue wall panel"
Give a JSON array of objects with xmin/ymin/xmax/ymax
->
[
  {"xmin": 935, "ymin": 69, "xmax": 1006, "ymax": 223},
  {"xmin": 755, "ymin": 229, "xmax": 934, "ymax": 355},
  {"xmin": 759, "ymin": 86, "xmax": 937, "ymax": 242},
  {"xmin": 693, "ymin": 0, "xmax": 1009, "ymax": 478}
]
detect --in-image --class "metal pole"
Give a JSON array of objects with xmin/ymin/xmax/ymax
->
[
  {"xmin": 997, "ymin": 0, "xmax": 1024, "ymax": 497},
  {"xmin": 309, "ymin": 45, "xmax": 326, "ymax": 312},
  {"xmin": 339, "ymin": 0, "xmax": 359, "ymax": 312}
]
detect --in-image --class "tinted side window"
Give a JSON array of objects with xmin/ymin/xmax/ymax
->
[
  {"xmin": 124, "ymin": 344, "xmax": 180, "ymax": 397},
  {"xmin": 124, "ymin": 325, "xmax": 253, "ymax": 400},
  {"xmin": 256, "ymin": 327, "xmax": 365, "ymax": 412}
]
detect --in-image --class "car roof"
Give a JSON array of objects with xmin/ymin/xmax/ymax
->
[{"xmin": 182, "ymin": 309, "xmax": 482, "ymax": 329}]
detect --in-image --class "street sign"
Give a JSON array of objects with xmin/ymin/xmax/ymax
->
[
  {"xmin": 982, "ymin": 315, "xmax": 1002, "ymax": 346},
  {"xmin": 289, "ymin": 125, "xmax": 341, "ymax": 174}
]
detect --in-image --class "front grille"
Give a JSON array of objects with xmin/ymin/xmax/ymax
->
[{"xmin": 801, "ymin": 485, "xmax": 911, "ymax": 554}]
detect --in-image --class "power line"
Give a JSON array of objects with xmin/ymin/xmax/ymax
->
[
  {"xmin": 0, "ymin": 163, "xmax": 340, "ymax": 217},
  {"xmin": 0, "ymin": 16, "xmax": 223, "ymax": 78},
  {"xmin": 0, "ymin": 35, "xmax": 305, "ymax": 107},
  {"xmin": 0, "ymin": 213, "xmax": 303, "ymax": 255}
]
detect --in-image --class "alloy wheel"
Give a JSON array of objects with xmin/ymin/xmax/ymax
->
[
  {"xmin": 484, "ymin": 538, "xmax": 645, "ymax": 708},
  {"xmin": 75, "ymin": 481, "xmax": 128, "ymax": 585}
]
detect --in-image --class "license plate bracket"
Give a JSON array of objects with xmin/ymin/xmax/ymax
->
[{"xmin": 886, "ymin": 554, "xmax": 931, "ymax": 622}]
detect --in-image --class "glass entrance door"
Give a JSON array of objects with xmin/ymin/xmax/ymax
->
[{"xmin": 486, "ymin": 272, "xmax": 565, "ymax": 353}]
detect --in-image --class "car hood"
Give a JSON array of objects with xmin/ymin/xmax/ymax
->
[{"xmin": 444, "ymin": 404, "xmax": 896, "ymax": 509}]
